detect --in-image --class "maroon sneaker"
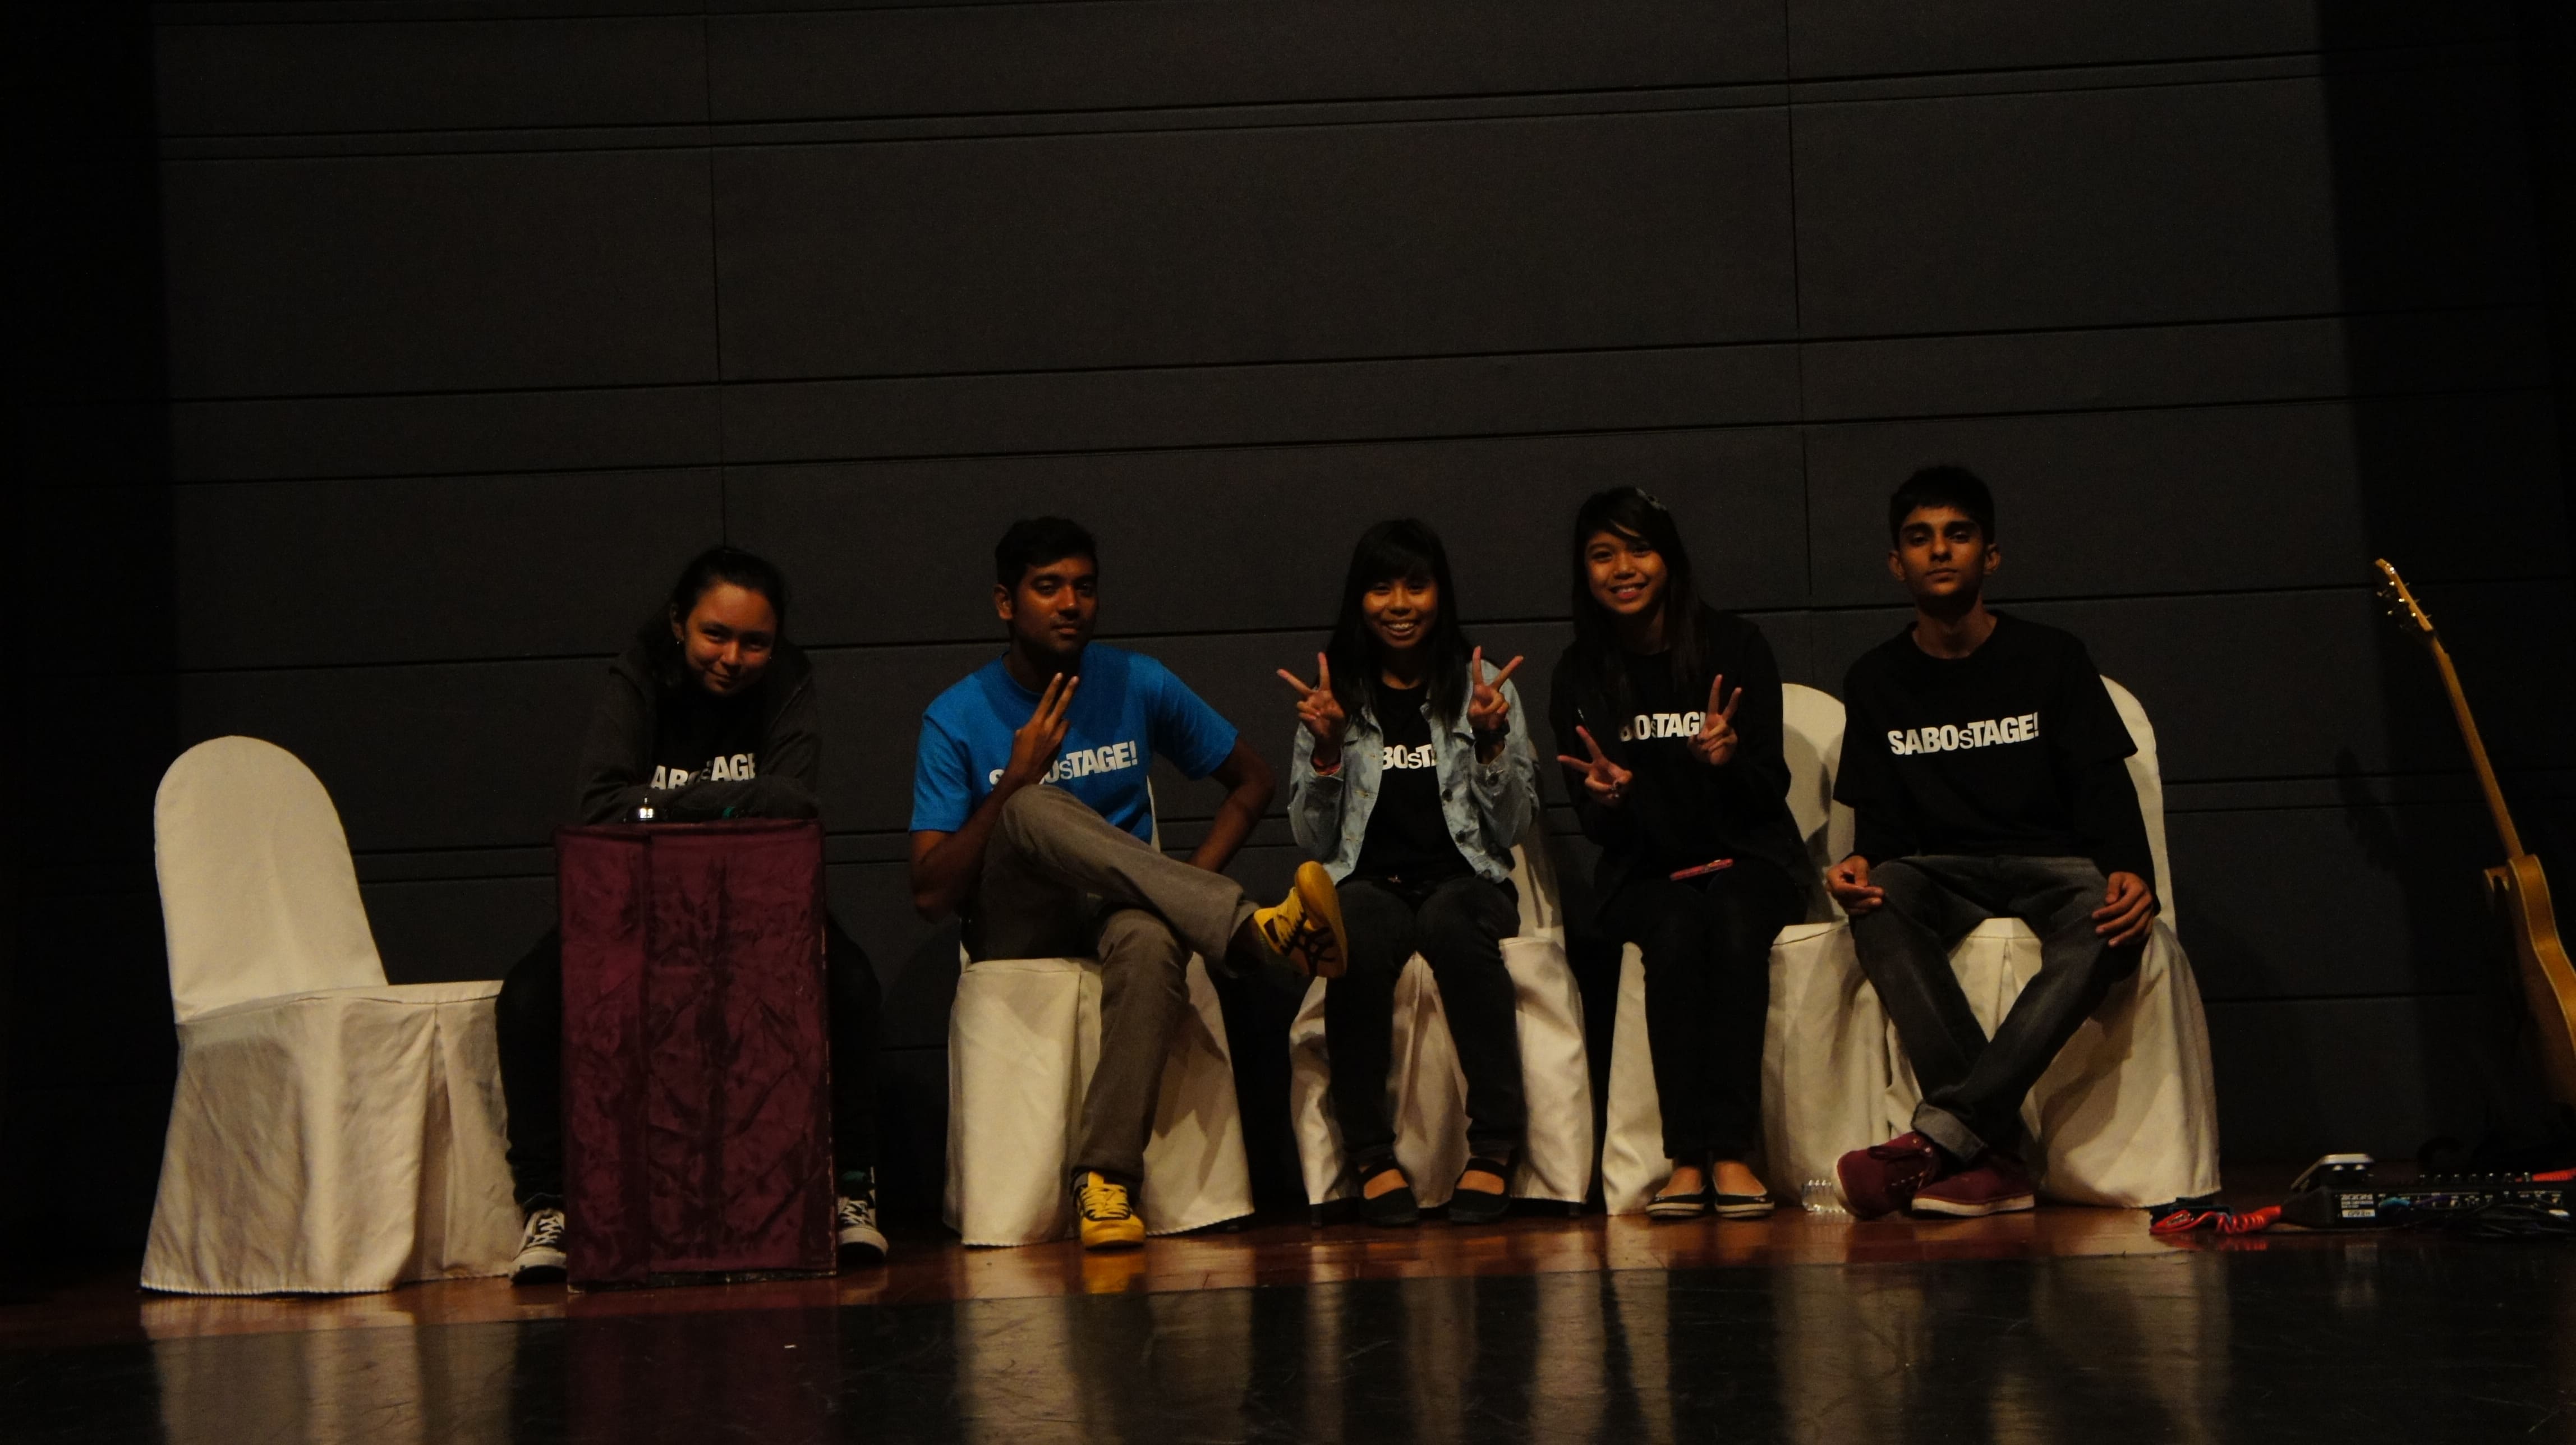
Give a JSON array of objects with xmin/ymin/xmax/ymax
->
[
  {"xmin": 1910, "ymin": 1151, "xmax": 2036, "ymax": 1218},
  {"xmin": 1834, "ymin": 1132, "xmax": 1947, "ymax": 1220}
]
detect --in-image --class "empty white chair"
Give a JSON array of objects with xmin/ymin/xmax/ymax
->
[
  {"xmin": 1601, "ymin": 680, "xmax": 2220, "ymax": 1212},
  {"xmin": 1286, "ymin": 830, "xmax": 1594, "ymax": 1216},
  {"xmin": 142, "ymin": 736, "xmax": 519, "ymax": 1294},
  {"xmin": 943, "ymin": 803, "xmax": 1253, "ymax": 1246}
]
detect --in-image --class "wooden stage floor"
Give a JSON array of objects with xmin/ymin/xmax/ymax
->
[
  {"xmin": 11, "ymin": 1187, "xmax": 2576, "ymax": 1443},
  {"xmin": 12, "ymin": 1195, "xmax": 2293, "ymax": 1351}
]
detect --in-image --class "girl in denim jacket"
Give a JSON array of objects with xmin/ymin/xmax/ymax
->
[{"xmin": 1280, "ymin": 519, "xmax": 1540, "ymax": 1226}]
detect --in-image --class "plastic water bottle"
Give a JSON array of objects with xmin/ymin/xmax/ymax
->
[{"xmin": 1800, "ymin": 1177, "xmax": 1850, "ymax": 1218}]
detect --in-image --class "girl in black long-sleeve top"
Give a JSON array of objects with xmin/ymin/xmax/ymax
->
[{"xmin": 1548, "ymin": 489, "xmax": 1809, "ymax": 1220}]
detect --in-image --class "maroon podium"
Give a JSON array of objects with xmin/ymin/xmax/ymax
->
[{"xmin": 556, "ymin": 819, "xmax": 835, "ymax": 1288}]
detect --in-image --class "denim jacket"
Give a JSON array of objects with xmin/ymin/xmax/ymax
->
[{"xmin": 1287, "ymin": 673, "xmax": 1539, "ymax": 885}]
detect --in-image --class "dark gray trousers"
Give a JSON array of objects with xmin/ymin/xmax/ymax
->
[
  {"xmin": 963, "ymin": 783, "xmax": 1257, "ymax": 1185},
  {"xmin": 1848, "ymin": 854, "xmax": 2145, "ymax": 1162}
]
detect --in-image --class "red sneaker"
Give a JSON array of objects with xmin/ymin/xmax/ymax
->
[
  {"xmin": 1834, "ymin": 1132, "xmax": 1947, "ymax": 1220},
  {"xmin": 1910, "ymin": 1151, "xmax": 2036, "ymax": 1218}
]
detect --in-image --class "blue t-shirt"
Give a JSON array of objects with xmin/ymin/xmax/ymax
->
[{"xmin": 910, "ymin": 643, "xmax": 1239, "ymax": 841}]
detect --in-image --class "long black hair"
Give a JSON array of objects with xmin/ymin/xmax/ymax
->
[
  {"xmin": 1325, "ymin": 519, "xmax": 1473, "ymax": 727},
  {"xmin": 1569, "ymin": 487, "xmax": 1707, "ymax": 708}
]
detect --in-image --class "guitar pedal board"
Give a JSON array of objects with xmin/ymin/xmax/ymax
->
[{"xmin": 2279, "ymin": 1153, "xmax": 2576, "ymax": 1229}]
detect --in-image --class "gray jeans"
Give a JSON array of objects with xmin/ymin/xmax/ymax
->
[
  {"xmin": 964, "ymin": 783, "xmax": 1257, "ymax": 1185},
  {"xmin": 1848, "ymin": 854, "xmax": 2145, "ymax": 1163}
]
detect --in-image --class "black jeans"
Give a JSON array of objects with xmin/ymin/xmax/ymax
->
[
  {"xmin": 1849, "ymin": 854, "xmax": 2144, "ymax": 1162},
  {"xmin": 1600, "ymin": 858, "xmax": 1801, "ymax": 1164},
  {"xmin": 493, "ymin": 914, "xmax": 882, "ymax": 1210},
  {"xmin": 1326, "ymin": 873, "xmax": 1525, "ymax": 1168}
]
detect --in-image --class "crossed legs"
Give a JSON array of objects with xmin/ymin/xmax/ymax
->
[
  {"xmin": 966, "ymin": 783, "xmax": 1263, "ymax": 1188},
  {"xmin": 1850, "ymin": 853, "xmax": 2145, "ymax": 1163}
]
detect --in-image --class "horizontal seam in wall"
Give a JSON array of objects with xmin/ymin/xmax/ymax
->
[
  {"xmin": 159, "ymin": 577, "xmax": 2576, "ymax": 679},
  {"xmin": 153, "ymin": 384, "xmax": 2562, "ymax": 489},
  {"xmin": 150, "ymin": 300, "xmax": 2543, "ymax": 408},
  {"xmin": 148, "ymin": 37, "xmax": 2509, "ymax": 157}
]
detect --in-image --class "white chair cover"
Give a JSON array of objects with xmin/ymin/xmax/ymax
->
[
  {"xmin": 1286, "ymin": 833, "xmax": 1595, "ymax": 1210},
  {"xmin": 944, "ymin": 950, "xmax": 1253, "ymax": 1245},
  {"xmin": 942, "ymin": 800, "xmax": 1254, "ymax": 1245},
  {"xmin": 143, "ymin": 737, "xmax": 519, "ymax": 1294},
  {"xmin": 1601, "ymin": 679, "xmax": 2221, "ymax": 1213}
]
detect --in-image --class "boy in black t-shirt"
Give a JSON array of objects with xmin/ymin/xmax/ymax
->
[{"xmin": 1826, "ymin": 468, "xmax": 2160, "ymax": 1220}]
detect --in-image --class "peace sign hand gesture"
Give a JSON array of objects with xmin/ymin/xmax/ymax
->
[
  {"xmin": 1275, "ymin": 654, "xmax": 1349, "ymax": 767},
  {"xmin": 1554, "ymin": 725, "xmax": 1635, "ymax": 808},
  {"xmin": 1003, "ymin": 671, "xmax": 1080, "ymax": 790},
  {"xmin": 1689, "ymin": 673, "xmax": 1745, "ymax": 767},
  {"xmin": 1465, "ymin": 646, "xmax": 1525, "ymax": 748}
]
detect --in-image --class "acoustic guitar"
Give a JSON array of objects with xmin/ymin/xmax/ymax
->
[{"xmin": 2373, "ymin": 558, "xmax": 2576, "ymax": 1113}]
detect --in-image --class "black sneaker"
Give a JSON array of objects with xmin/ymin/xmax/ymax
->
[
  {"xmin": 510, "ymin": 1207, "xmax": 567, "ymax": 1284},
  {"xmin": 836, "ymin": 1189, "xmax": 888, "ymax": 1265}
]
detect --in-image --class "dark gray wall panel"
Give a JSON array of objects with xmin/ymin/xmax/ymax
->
[
  {"xmin": 1802, "ymin": 395, "xmax": 2570, "ymax": 606},
  {"xmin": 2205, "ymin": 995, "xmax": 2482, "ymax": 1160},
  {"xmin": 1798, "ymin": 68, "xmax": 2542, "ymax": 338},
  {"xmin": 714, "ymin": 109, "xmax": 1794, "ymax": 378},
  {"xmin": 169, "ymin": 386, "xmax": 723, "ymax": 482},
  {"xmin": 178, "ymin": 659, "xmax": 602, "ymax": 853},
  {"xmin": 163, "ymin": 150, "xmax": 719, "ymax": 397},
  {"xmin": 708, "ymin": 3, "xmax": 1785, "ymax": 121},
  {"xmin": 1786, "ymin": 0, "xmax": 2513, "ymax": 79},
  {"xmin": 157, "ymin": 17, "xmax": 706, "ymax": 135},
  {"xmin": 176, "ymin": 470, "xmax": 723, "ymax": 668},
  {"xmin": 730, "ymin": 429, "xmax": 1807, "ymax": 647},
  {"xmin": 1800, "ymin": 309, "xmax": 2554, "ymax": 422},
  {"xmin": 721, "ymin": 346, "xmax": 1801, "ymax": 464},
  {"xmin": 2169, "ymin": 801, "xmax": 2496, "ymax": 1002},
  {"xmin": 2137, "ymin": 581, "xmax": 2572, "ymax": 783},
  {"xmin": 1796, "ymin": 79, "xmax": 2341, "ymax": 337},
  {"xmin": 365, "ymin": 874, "xmax": 555, "ymax": 985},
  {"xmin": 2324, "ymin": 63, "xmax": 2547, "ymax": 315}
]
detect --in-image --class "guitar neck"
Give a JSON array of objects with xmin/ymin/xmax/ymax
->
[{"xmin": 2426, "ymin": 634, "xmax": 2525, "ymax": 859}]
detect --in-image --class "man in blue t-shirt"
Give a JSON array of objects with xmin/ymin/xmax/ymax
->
[{"xmin": 911, "ymin": 517, "xmax": 1348, "ymax": 1250}]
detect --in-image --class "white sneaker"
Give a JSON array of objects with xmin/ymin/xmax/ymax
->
[
  {"xmin": 511, "ymin": 1207, "xmax": 567, "ymax": 1283},
  {"xmin": 836, "ymin": 1190, "xmax": 887, "ymax": 1265}
]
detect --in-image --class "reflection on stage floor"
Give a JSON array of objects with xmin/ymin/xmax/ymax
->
[{"xmin": 7, "ymin": 1206, "xmax": 2573, "ymax": 1443}]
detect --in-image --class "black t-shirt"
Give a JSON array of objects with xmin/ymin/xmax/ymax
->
[
  {"xmin": 1834, "ymin": 613, "xmax": 2154, "ymax": 883},
  {"xmin": 1612, "ymin": 651, "xmax": 1735, "ymax": 873},
  {"xmin": 1353, "ymin": 680, "xmax": 1472, "ymax": 883}
]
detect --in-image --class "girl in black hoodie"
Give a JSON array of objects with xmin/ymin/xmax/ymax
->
[
  {"xmin": 494, "ymin": 546, "xmax": 886, "ymax": 1278},
  {"xmin": 1548, "ymin": 489, "xmax": 1808, "ymax": 1221}
]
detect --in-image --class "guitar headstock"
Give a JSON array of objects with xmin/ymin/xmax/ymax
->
[{"xmin": 2372, "ymin": 558, "xmax": 2438, "ymax": 643}]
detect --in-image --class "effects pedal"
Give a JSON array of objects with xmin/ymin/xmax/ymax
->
[{"xmin": 2278, "ymin": 1153, "xmax": 2576, "ymax": 1228}]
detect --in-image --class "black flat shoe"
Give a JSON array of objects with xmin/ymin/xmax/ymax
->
[
  {"xmin": 1646, "ymin": 1182, "xmax": 1712, "ymax": 1221},
  {"xmin": 1357, "ymin": 1163, "xmax": 1420, "ymax": 1227},
  {"xmin": 1711, "ymin": 1191, "xmax": 1777, "ymax": 1219},
  {"xmin": 1447, "ymin": 1156, "xmax": 1514, "ymax": 1226}
]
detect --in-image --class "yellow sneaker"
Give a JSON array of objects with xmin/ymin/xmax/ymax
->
[
  {"xmin": 1075, "ymin": 1171, "xmax": 1146, "ymax": 1251},
  {"xmin": 1249, "ymin": 860, "xmax": 1349, "ymax": 981}
]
